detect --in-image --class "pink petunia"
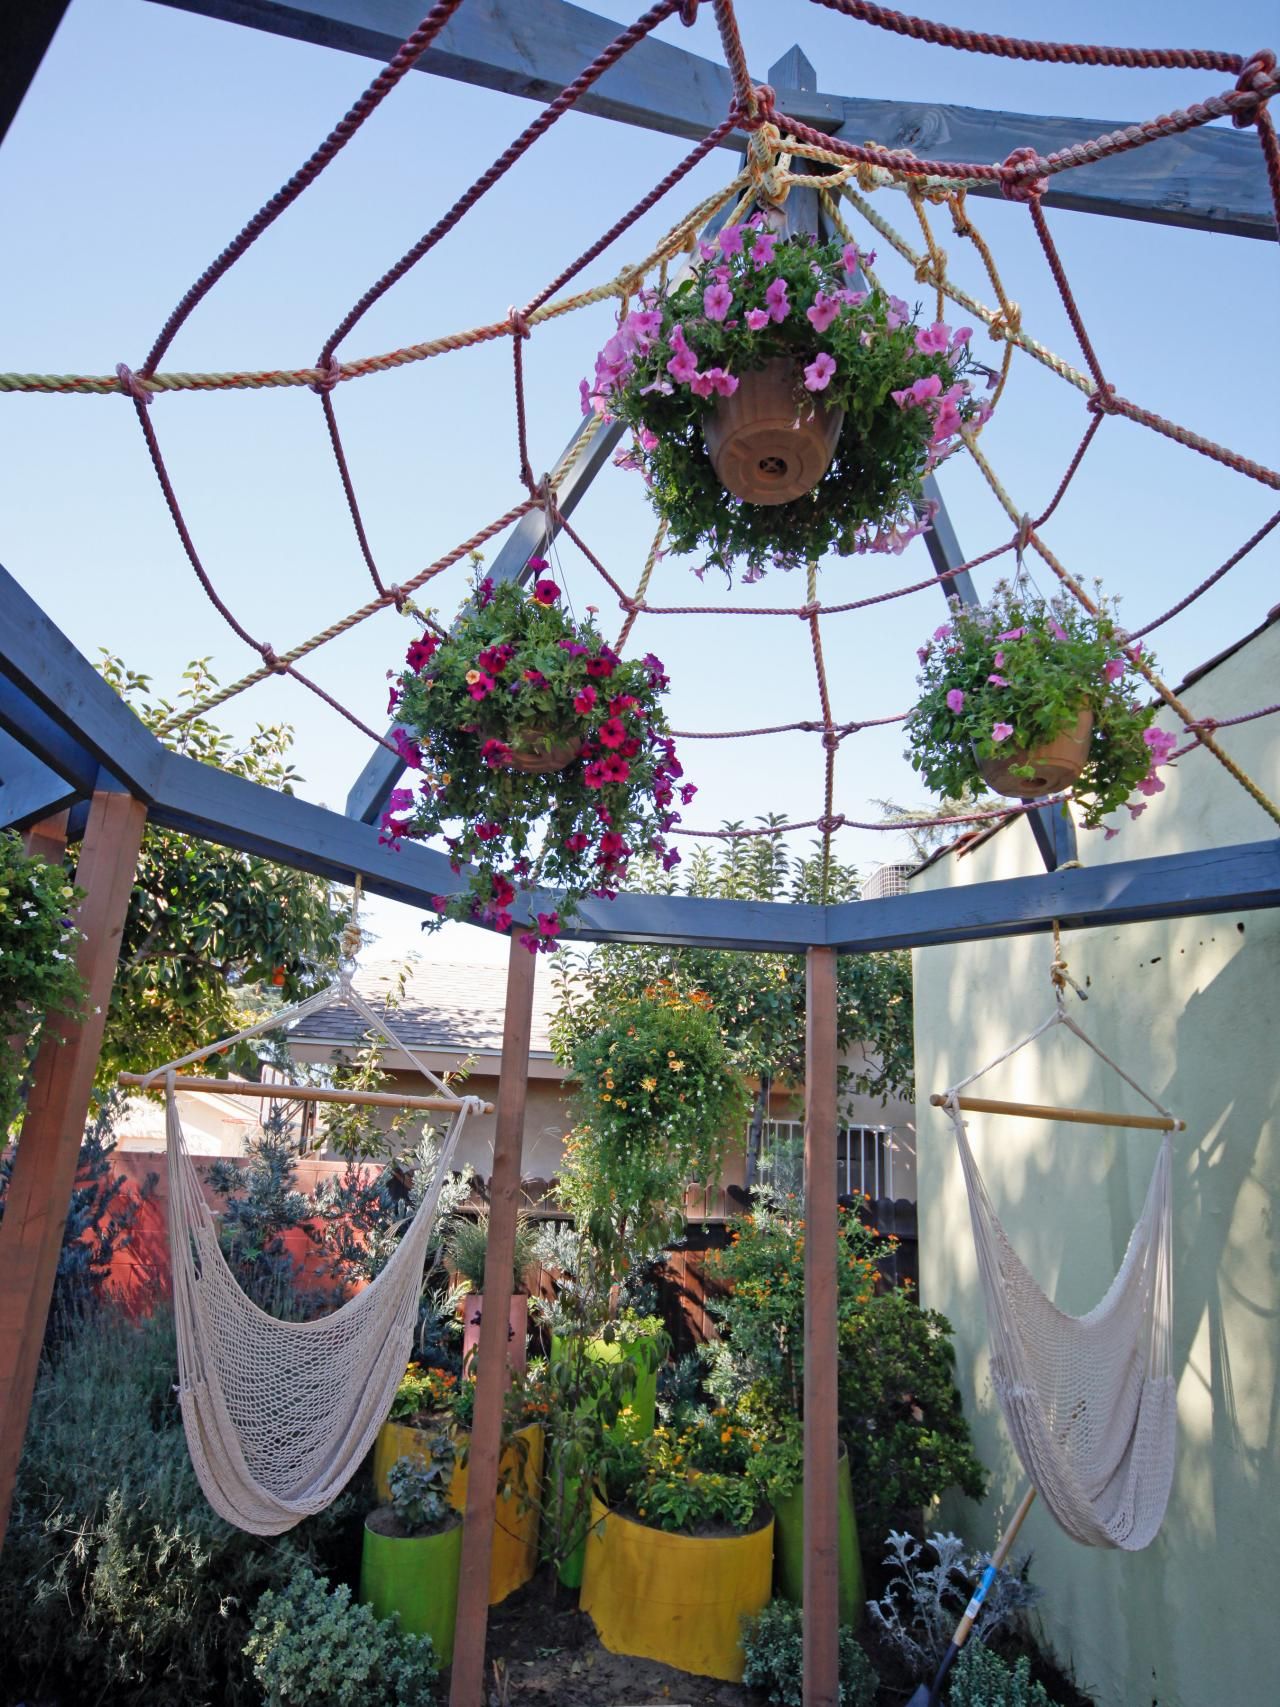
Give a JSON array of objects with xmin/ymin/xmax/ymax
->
[
  {"xmin": 718, "ymin": 224, "xmax": 744, "ymax": 257},
  {"xmin": 531, "ymin": 579, "xmax": 561, "ymax": 606},
  {"xmin": 993, "ymin": 651, "xmax": 1005, "ymax": 668},
  {"xmin": 995, "ymin": 627, "xmax": 1027, "ymax": 642},
  {"xmin": 951, "ymin": 325, "xmax": 973, "ymax": 349},
  {"xmin": 597, "ymin": 717, "xmax": 628, "ymax": 750},
  {"xmin": 1143, "ymin": 726, "xmax": 1178, "ymax": 765},
  {"xmin": 745, "ymin": 307, "xmax": 770, "ymax": 331},
  {"xmin": 702, "ymin": 366, "xmax": 738, "ymax": 397},
  {"xmin": 987, "ymin": 674, "xmax": 1010, "ymax": 687},
  {"xmin": 751, "ymin": 229, "xmax": 777, "ymax": 268},
  {"xmin": 841, "ymin": 242, "xmax": 861, "ymax": 277},
  {"xmin": 946, "ymin": 688, "xmax": 966, "ymax": 713},
  {"xmin": 806, "ymin": 289, "xmax": 842, "ymax": 333},
  {"xmin": 1102, "ymin": 658, "xmax": 1125, "ymax": 684},
  {"xmin": 933, "ymin": 624, "xmax": 952, "ymax": 641},
  {"xmin": 915, "ymin": 322, "xmax": 951, "ymax": 354},
  {"xmin": 803, "ymin": 351, "xmax": 837, "ymax": 391},
  {"xmin": 764, "ymin": 277, "xmax": 790, "ymax": 323},
  {"xmin": 991, "ymin": 722, "xmax": 1014, "ymax": 742},
  {"xmin": 703, "ymin": 279, "xmax": 732, "ymax": 321},
  {"xmin": 563, "ymin": 832, "xmax": 591, "ymax": 852}
]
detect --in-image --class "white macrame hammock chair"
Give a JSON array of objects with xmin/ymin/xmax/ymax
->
[
  {"xmin": 939, "ymin": 984, "xmax": 1177, "ymax": 1552},
  {"xmin": 139, "ymin": 970, "xmax": 484, "ymax": 1536}
]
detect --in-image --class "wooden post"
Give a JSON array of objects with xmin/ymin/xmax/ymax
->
[
  {"xmin": 21, "ymin": 810, "xmax": 70, "ymax": 863},
  {"xmin": 804, "ymin": 946, "xmax": 840, "ymax": 1707},
  {"xmin": 0, "ymin": 788, "xmax": 147, "ymax": 1545},
  {"xmin": 449, "ymin": 927, "xmax": 536, "ymax": 1707}
]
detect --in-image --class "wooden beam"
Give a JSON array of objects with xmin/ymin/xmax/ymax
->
[
  {"xmin": 347, "ymin": 415, "xmax": 626, "ymax": 825},
  {"xmin": 0, "ymin": 0, "xmax": 72, "ymax": 147},
  {"xmin": 116, "ymin": 1071, "xmax": 493, "ymax": 1113},
  {"xmin": 928, "ymin": 1092, "xmax": 1183, "ymax": 1132},
  {"xmin": 449, "ymin": 927, "xmax": 536, "ymax": 1707},
  {"xmin": 833, "ymin": 94, "xmax": 1273, "ymax": 241},
  {"xmin": 0, "ymin": 729, "xmax": 81, "ymax": 831},
  {"xmin": 803, "ymin": 946, "xmax": 840, "ymax": 1707},
  {"xmin": 0, "ymin": 787, "xmax": 148, "ymax": 1546},
  {"xmin": 147, "ymin": 0, "xmax": 1274, "ymax": 238},
  {"xmin": 0, "ymin": 675, "xmax": 101, "ymax": 799}
]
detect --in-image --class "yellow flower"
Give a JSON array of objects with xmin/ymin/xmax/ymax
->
[
  {"xmin": 720, "ymin": 1429, "xmax": 732, "ymax": 1443},
  {"xmin": 669, "ymin": 1059, "xmax": 685, "ymax": 1072},
  {"xmin": 465, "ymin": 669, "xmax": 481, "ymax": 685},
  {"xmin": 641, "ymin": 1076, "xmax": 657, "ymax": 1092}
]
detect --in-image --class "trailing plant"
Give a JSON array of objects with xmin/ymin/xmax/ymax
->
[
  {"xmin": 0, "ymin": 1305, "xmax": 358, "ymax": 1707},
  {"xmin": 95, "ymin": 654, "xmax": 346, "ymax": 1086},
  {"xmin": 949, "ymin": 1642, "xmax": 1054, "ymax": 1707},
  {"xmin": 244, "ymin": 1565, "xmax": 438, "ymax": 1706},
  {"xmin": 384, "ymin": 568, "xmax": 689, "ymax": 951},
  {"xmin": 741, "ymin": 1599, "xmax": 878, "ymax": 1707},
  {"xmin": 385, "ymin": 1438, "xmax": 457, "ymax": 1536},
  {"xmin": 444, "ymin": 1206, "xmax": 538, "ymax": 1292},
  {"xmin": 585, "ymin": 223, "xmax": 983, "ymax": 580},
  {"xmin": 904, "ymin": 582, "xmax": 1173, "ymax": 831},
  {"xmin": 598, "ymin": 1411, "xmax": 769, "ymax": 1535},
  {"xmin": 866, "ymin": 1529, "xmax": 1042, "ymax": 1682},
  {"xmin": 0, "ymin": 826, "xmax": 84, "ymax": 1133}
]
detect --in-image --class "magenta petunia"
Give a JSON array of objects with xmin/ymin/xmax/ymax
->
[
  {"xmin": 597, "ymin": 717, "xmax": 628, "ymax": 749},
  {"xmin": 599, "ymin": 753, "xmax": 630, "ymax": 784},
  {"xmin": 1102, "ymin": 658, "xmax": 1125, "ymax": 683},
  {"xmin": 915, "ymin": 322, "xmax": 951, "ymax": 354},
  {"xmin": 703, "ymin": 279, "xmax": 732, "ymax": 321},
  {"xmin": 764, "ymin": 277, "xmax": 789, "ymax": 323},
  {"xmin": 405, "ymin": 634, "xmax": 438, "ymax": 672},
  {"xmin": 531, "ymin": 579, "xmax": 561, "ymax": 606},
  {"xmin": 946, "ymin": 688, "xmax": 966, "ymax": 713},
  {"xmin": 987, "ymin": 673, "xmax": 1010, "ymax": 687},
  {"xmin": 745, "ymin": 307, "xmax": 770, "ymax": 331},
  {"xmin": 573, "ymin": 684, "xmax": 597, "ymax": 715},
  {"xmin": 480, "ymin": 737, "xmax": 512, "ymax": 768},
  {"xmin": 563, "ymin": 832, "xmax": 591, "ymax": 852}
]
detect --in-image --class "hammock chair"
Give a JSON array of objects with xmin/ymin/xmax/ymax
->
[
  {"xmin": 122, "ymin": 947, "xmax": 487, "ymax": 1536},
  {"xmin": 931, "ymin": 944, "xmax": 1181, "ymax": 1552}
]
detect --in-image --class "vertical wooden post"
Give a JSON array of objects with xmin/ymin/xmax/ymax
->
[
  {"xmin": 804, "ymin": 946, "xmax": 840, "ymax": 1707},
  {"xmin": 449, "ymin": 926, "xmax": 536, "ymax": 1707},
  {"xmin": 0, "ymin": 788, "xmax": 146, "ymax": 1545},
  {"xmin": 21, "ymin": 810, "xmax": 70, "ymax": 863}
]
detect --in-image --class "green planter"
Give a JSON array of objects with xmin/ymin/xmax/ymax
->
[
  {"xmin": 549, "ymin": 1329, "xmax": 660, "ymax": 1587},
  {"xmin": 772, "ymin": 1443, "xmax": 863, "ymax": 1626},
  {"xmin": 359, "ymin": 1511, "xmax": 463, "ymax": 1664}
]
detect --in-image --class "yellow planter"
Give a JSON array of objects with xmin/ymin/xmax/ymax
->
[
  {"xmin": 372, "ymin": 1420, "xmax": 544, "ymax": 1607},
  {"xmin": 580, "ymin": 1495, "xmax": 773, "ymax": 1683}
]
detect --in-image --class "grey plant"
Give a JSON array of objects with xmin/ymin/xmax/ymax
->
[{"xmin": 865, "ymin": 1530, "xmax": 1042, "ymax": 1681}]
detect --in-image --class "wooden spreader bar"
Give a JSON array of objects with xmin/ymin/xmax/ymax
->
[
  {"xmin": 930, "ymin": 1094, "xmax": 1183, "ymax": 1133},
  {"xmin": 118, "ymin": 1072, "xmax": 491, "ymax": 1115}
]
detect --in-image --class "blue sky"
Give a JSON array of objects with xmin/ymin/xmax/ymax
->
[{"xmin": 2, "ymin": 0, "xmax": 1276, "ymax": 963}]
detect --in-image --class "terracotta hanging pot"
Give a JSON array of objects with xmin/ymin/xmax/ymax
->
[
  {"xmin": 508, "ymin": 729, "xmax": 584, "ymax": 773},
  {"xmin": 979, "ymin": 707, "xmax": 1094, "ymax": 798},
  {"xmin": 703, "ymin": 358, "xmax": 844, "ymax": 506}
]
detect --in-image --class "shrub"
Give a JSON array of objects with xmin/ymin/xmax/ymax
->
[
  {"xmin": 949, "ymin": 1642, "xmax": 1053, "ymax": 1707},
  {"xmin": 741, "ymin": 1599, "xmax": 878, "ymax": 1706},
  {"xmin": 0, "ymin": 826, "xmax": 83, "ymax": 1133},
  {"xmin": 866, "ymin": 1530, "xmax": 1041, "ymax": 1682},
  {"xmin": 0, "ymin": 1306, "xmax": 357, "ymax": 1706},
  {"xmin": 244, "ymin": 1565, "xmax": 438, "ymax": 1706},
  {"xmin": 385, "ymin": 1440, "xmax": 456, "ymax": 1537}
]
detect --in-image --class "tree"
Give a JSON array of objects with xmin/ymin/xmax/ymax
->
[
  {"xmin": 550, "ymin": 817, "xmax": 914, "ymax": 1136},
  {"xmin": 92, "ymin": 655, "xmax": 348, "ymax": 1084}
]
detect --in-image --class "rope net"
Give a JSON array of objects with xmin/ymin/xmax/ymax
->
[{"xmin": 4, "ymin": 0, "xmax": 1279, "ymax": 890}]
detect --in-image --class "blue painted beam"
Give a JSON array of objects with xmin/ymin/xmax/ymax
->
[
  {"xmin": 148, "ymin": 0, "xmax": 1275, "ymax": 239},
  {"xmin": 0, "ymin": 729, "xmax": 81, "ymax": 831},
  {"xmin": 0, "ymin": 674, "xmax": 100, "ymax": 797}
]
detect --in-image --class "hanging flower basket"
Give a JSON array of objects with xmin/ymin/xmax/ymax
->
[
  {"xmin": 702, "ymin": 356, "xmax": 844, "ymax": 505},
  {"xmin": 583, "ymin": 221, "xmax": 986, "ymax": 581},
  {"xmin": 904, "ymin": 582, "xmax": 1177, "ymax": 833},
  {"xmin": 382, "ymin": 569, "xmax": 690, "ymax": 952}
]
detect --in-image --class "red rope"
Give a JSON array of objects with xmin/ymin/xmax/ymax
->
[
  {"xmin": 1127, "ymin": 509, "xmax": 1280, "ymax": 641},
  {"xmin": 140, "ymin": 1, "xmax": 465, "ymax": 376}
]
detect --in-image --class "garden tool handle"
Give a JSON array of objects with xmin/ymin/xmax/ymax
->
[{"xmin": 925, "ymin": 1486, "xmax": 1037, "ymax": 1707}]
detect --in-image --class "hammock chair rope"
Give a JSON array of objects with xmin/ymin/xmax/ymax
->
[{"xmin": 939, "ymin": 957, "xmax": 1178, "ymax": 1552}]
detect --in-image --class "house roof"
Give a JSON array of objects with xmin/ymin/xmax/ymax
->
[{"xmin": 286, "ymin": 958, "xmax": 561, "ymax": 1062}]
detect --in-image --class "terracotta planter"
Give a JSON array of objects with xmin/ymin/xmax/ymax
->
[
  {"xmin": 461, "ymin": 1290, "xmax": 528, "ymax": 1375},
  {"xmin": 703, "ymin": 358, "xmax": 843, "ymax": 506},
  {"xmin": 772, "ymin": 1442, "xmax": 863, "ymax": 1626},
  {"xmin": 581, "ymin": 1495, "xmax": 774, "ymax": 1683},
  {"xmin": 359, "ymin": 1510, "xmax": 462, "ymax": 1662},
  {"xmin": 978, "ymin": 707, "xmax": 1093, "ymax": 798},
  {"xmin": 372, "ymin": 1420, "xmax": 544, "ymax": 1606},
  {"xmin": 509, "ymin": 729, "xmax": 583, "ymax": 774}
]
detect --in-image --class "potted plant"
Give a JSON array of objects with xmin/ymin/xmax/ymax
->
[
  {"xmin": 580, "ymin": 1415, "xmax": 775, "ymax": 1682},
  {"xmin": 372, "ymin": 1363, "xmax": 459, "ymax": 1500},
  {"xmin": 446, "ymin": 1364, "xmax": 547, "ymax": 1605},
  {"xmin": 383, "ymin": 571, "xmax": 691, "ymax": 951},
  {"xmin": 904, "ymin": 582, "xmax": 1175, "ymax": 830},
  {"xmin": 583, "ymin": 223, "xmax": 984, "ymax": 581},
  {"xmin": 444, "ymin": 1208, "xmax": 537, "ymax": 1375},
  {"xmin": 360, "ymin": 1437, "xmax": 462, "ymax": 1664}
]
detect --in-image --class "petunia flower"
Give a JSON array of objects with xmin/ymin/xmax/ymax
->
[
  {"xmin": 573, "ymin": 684, "xmax": 597, "ymax": 715},
  {"xmin": 841, "ymin": 242, "xmax": 861, "ymax": 278},
  {"xmin": 764, "ymin": 277, "xmax": 789, "ymax": 323},
  {"xmin": 1143, "ymin": 727, "xmax": 1179, "ymax": 765},
  {"xmin": 987, "ymin": 674, "xmax": 1010, "ymax": 687},
  {"xmin": 995, "ymin": 627, "xmax": 1027, "ymax": 642},
  {"xmin": 480, "ymin": 737, "xmax": 512, "ymax": 768},
  {"xmin": 991, "ymin": 722, "xmax": 1014, "ymax": 742},
  {"xmin": 915, "ymin": 322, "xmax": 951, "ymax": 354},
  {"xmin": 666, "ymin": 323, "xmax": 699, "ymax": 384},
  {"xmin": 583, "ymin": 760, "xmax": 609, "ymax": 790},
  {"xmin": 586, "ymin": 649, "xmax": 618, "ymax": 679},
  {"xmin": 474, "ymin": 820, "xmax": 504, "ymax": 841},
  {"xmin": 745, "ymin": 307, "xmax": 770, "ymax": 331},
  {"xmin": 599, "ymin": 753, "xmax": 630, "ymax": 783},
  {"xmin": 597, "ymin": 717, "xmax": 628, "ymax": 749},
  {"xmin": 951, "ymin": 325, "xmax": 972, "ymax": 349},
  {"xmin": 475, "ymin": 576, "xmax": 495, "ymax": 608},
  {"xmin": 703, "ymin": 279, "xmax": 732, "ymax": 321},
  {"xmin": 405, "ymin": 634, "xmax": 438, "ymax": 672},
  {"xmin": 751, "ymin": 229, "xmax": 777, "ymax": 267},
  {"xmin": 803, "ymin": 352, "xmax": 837, "ymax": 391},
  {"xmin": 1102, "ymin": 658, "xmax": 1125, "ymax": 683},
  {"xmin": 563, "ymin": 831, "xmax": 591, "ymax": 853},
  {"xmin": 885, "ymin": 295, "xmax": 909, "ymax": 330},
  {"xmin": 532, "ymin": 579, "xmax": 561, "ymax": 606},
  {"xmin": 466, "ymin": 672, "xmax": 496, "ymax": 701},
  {"xmin": 946, "ymin": 688, "xmax": 966, "ymax": 713},
  {"xmin": 806, "ymin": 290, "xmax": 842, "ymax": 333}
]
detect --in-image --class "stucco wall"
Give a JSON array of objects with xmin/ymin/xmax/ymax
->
[{"xmin": 909, "ymin": 621, "xmax": 1279, "ymax": 1706}]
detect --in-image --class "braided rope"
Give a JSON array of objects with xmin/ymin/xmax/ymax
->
[{"xmin": 615, "ymin": 520, "xmax": 667, "ymax": 651}]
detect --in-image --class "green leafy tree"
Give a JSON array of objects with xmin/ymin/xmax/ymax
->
[
  {"xmin": 93, "ymin": 655, "xmax": 347, "ymax": 1083},
  {"xmin": 551, "ymin": 817, "xmax": 914, "ymax": 1136}
]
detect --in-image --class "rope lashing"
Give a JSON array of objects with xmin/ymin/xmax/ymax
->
[
  {"xmin": 1000, "ymin": 145, "xmax": 1049, "ymax": 203},
  {"xmin": 308, "ymin": 356, "xmax": 343, "ymax": 396},
  {"xmin": 1233, "ymin": 49, "xmax": 1277, "ymax": 123},
  {"xmin": 115, "ymin": 363, "xmax": 153, "ymax": 407},
  {"xmin": 1049, "ymin": 918, "xmax": 1088, "ymax": 1004}
]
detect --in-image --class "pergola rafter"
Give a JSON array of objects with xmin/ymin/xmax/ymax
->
[{"xmin": 1, "ymin": 7, "xmax": 1278, "ymax": 1706}]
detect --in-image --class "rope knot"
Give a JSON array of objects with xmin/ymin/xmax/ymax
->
[
  {"xmin": 1086, "ymin": 382, "xmax": 1119, "ymax": 417},
  {"xmin": 734, "ymin": 83, "xmax": 776, "ymax": 131},
  {"xmin": 1233, "ymin": 49, "xmax": 1276, "ymax": 126},
  {"xmin": 308, "ymin": 356, "xmax": 342, "ymax": 395},
  {"xmin": 1016, "ymin": 513, "xmax": 1034, "ymax": 555},
  {"xmin": 385, "ymin": 583, "xmax": 408, "ymax": 612},
  {"xmin": 854, "ymin": 159, "xmax": 884, "ymax": 193},
  {"xmin": 816, "ymin": 813, "xmax": 844, "ymax": 836},
  {"xmin": 798, "ymin": 602, "xmax": 820, "ymax": 621},
  {"xmin": 1000, "ymin": 145, "xmax": 1048, "ymax": 204},
  {"xmin": 259, "ymin": 645, "xmax": 288, "ymax": 675},
  {"xmin": 116, "ymin": 363, "xmax": 153, "ymax": 407},
  {"xmin": 821, "ymin": 730, "xmax": 841, "ymax": 754},
  {"xmin": 508, "ymin": 307, "xmax": 531, "ymax": 341},
  {"xmin": 988, "ymin": 301, "xmax": 1022, "ymax": 340},
  {"xmin": 913, "ymin": 249, "xmax": 947, "ymax": 286}
]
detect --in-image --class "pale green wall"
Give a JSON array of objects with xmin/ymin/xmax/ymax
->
[{"xmin": 910, "ymin": 620, "xmax": 1279, "ymax": 1707}]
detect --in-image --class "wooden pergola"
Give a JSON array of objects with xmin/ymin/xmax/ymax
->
[{"xmin": 1, "ymin": 5, "xmax": 1277, "ymax": 1705}]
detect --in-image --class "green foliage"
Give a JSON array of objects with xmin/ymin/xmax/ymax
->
[
  {"xmin": 949, "ymin": 1644, "xmax": 1054, "ymax": 1707},
  {"xmin": 0, "ymin": 1307, "xmax": 357, "ymax": 1706},
  {"xmin": 387, "ymin": 1364, "xmax": 460, "ymax": 1425},
  {"xmin": 0, "ymin": 827, "xmax": 84, "ymax": 1132},
  {"xmin": 94, "ymin": 654, "xmax": 346, "ymax": 1084},
  {"xmin": 903, "ymin": 582, "xmax": 1160, "ymax": 830},
  {"xmin": 244, "ymin": 1565, "xmax": 438, "ymax": 1706},
  {"xmin": 741, "ymin": 1599, "xmax": 878, "ymax": 1707},
  {"xmin": 867, "ymin": 1530, "xmax": 1041, "ymax": 1682},
  {"xmin": 553, "ymin": 820, "xmax": 914, "ymax": 1113},
  {"xmin": 444, "ymin": 1207, "xmax": 538, "ymax": 1291},
  {"xmin": 205, "ymin": 1112, "xmax": 327, "ymax": 1317},
  {"xmin": 386, "ymin": 1439, "xmax": 457, "ymax": 1536},
  {"xmin": 390, "ymin": 571, "xmax": 680, "ymax": 949},
  {"xmin": 596, "ymin": 227, "xmax": 982, "ymax": 578},
  {"xmin": 600, "ymin": 1412, "xmax": 767, "ymax": 1535}
]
